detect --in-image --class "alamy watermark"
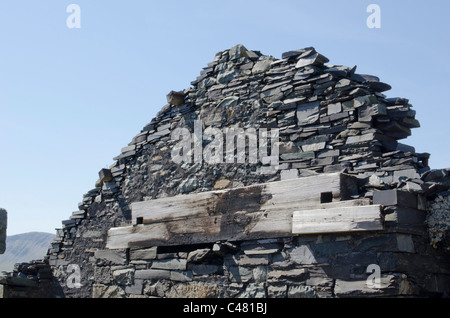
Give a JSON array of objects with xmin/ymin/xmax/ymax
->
[
  {"xmin": 66, "ymin": 264, "xmax": 82, "ymax": 289},
  {"xmin": 367, "ymin": 4, "xmax": 381, "ymax": 29},
  {"xmin": 66, "ymin": 4, "xmax": 81, "ymax": 29},
  {"xmin": 171, "ymin": 120, "xmax": 279, "ymax": 174},
  {"xmin": 366, "ymin": 264, "xmax": 381, "ymax": 289},
  {"xmin": 64, "ymin": 5, "xmax": 380, "ymax": 30}
]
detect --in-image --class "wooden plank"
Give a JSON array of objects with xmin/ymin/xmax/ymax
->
[
  {"xmin": 106, "ymin": 173, "xmax": 364, "ymax": 249},
  {"xmin": 131, "ymin": 172, "xmax": 358, "ymax": 225},
  {"xmin": 107, "ymin": 199, "xmax": 373, "ymax": 249},
  {"xmin": 292, "ymin": 205, "xmax": 383, "ymax": 235}
]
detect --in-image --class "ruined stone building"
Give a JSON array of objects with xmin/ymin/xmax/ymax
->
[{"xmin": 2, "ymin": 45, "xmax": 449, "ymax": 298}]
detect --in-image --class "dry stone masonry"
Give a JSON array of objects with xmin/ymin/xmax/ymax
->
[
  {"xmin": 0, "ymin": 260, "xmax": 55, "ymax": 298},
  {"xmin": 0, "ymin": 209, "xmax": 6, "ymax": 255},
  {"xmin": 7, "ymin": 44, "xmax": 449, "ymax": 298}
]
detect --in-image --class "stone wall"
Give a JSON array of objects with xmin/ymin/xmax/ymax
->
[
  {"xmin": 424, "ymin": 169, "xmax": 450, "ymax": 248},
  {"xmin": 45, "ymin": 44, "xmax": 449, "ymax": 298},
  {"xmin": 92, "ymin": 224, "xmax": 448, "ymax": 298},
  {"xmin": 0, "ymin": 260, "xmax": 56, "ymax": 298},
  {"xmin": 90, "ymin": 185, "xmax": 449, "ymax": 298},
  {"xmin": 0, "ymin": 209, "xmax": 6, "ymax": 255}
]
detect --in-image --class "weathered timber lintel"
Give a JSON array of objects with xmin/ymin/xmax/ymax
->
[
  {"xmin": 292, "ymin": 205, "xmax": 384, "ymax": 235},
  {"xmin": 106, "ymin": 173, "xmax": 381, "ymax": 249}
]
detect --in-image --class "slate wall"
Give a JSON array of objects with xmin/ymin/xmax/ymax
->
[
  {"xmin": 0, "ymin": 209, "xmax": 6, "ymax": 255},
  {"xmin": 44, "ymin": 45, "xmax": 449, "ymax": 298}
]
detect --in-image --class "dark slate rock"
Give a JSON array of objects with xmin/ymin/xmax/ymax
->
[{"xmin": 281, "ymin": 47, "xmax": 315, "ymax": 59}]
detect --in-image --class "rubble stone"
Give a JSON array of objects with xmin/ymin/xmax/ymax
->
[
  {"xmin": 0, "ymin": 209, "xmax": 6, "ymax": 254},
  {"xmin": 21, "ymin": 44, "xmax": 448, "ymax": 299}
]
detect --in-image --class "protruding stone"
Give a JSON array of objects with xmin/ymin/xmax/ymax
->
[
  {"xmin": 166, "ymin": 90, "xmax": 185, "ymax": 106},
  {"xmin": 229, "ymin": 44, "xmax": 249, "ymax": 60},
  {"xmin": 0, "ymin": 208, "xmax": 6, "ymax": 254},
  {"xmin": 98, "ymin": 169, "xmax": 113, "ymax": 184},
  {"xmin": 295, "ymin": 52, "xmax": 329, "ymax": 68}
]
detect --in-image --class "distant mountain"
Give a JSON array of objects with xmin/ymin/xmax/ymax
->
[{"xmin": 0, "ymin": 232, "xmax": 55, "ymax": 273}]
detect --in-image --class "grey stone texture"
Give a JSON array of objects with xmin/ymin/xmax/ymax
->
[
  {"xmin": 31, "ymin": 44, "xmax": 449, "ymax": 298},
  {"xmin": 0, "ymin": 209, "xmax": 6, "ymax": 254}
]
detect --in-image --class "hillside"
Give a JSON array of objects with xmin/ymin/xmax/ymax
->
[{"xmin": 0, "ymin": 232, "xmax": 54, "ymax": 273}]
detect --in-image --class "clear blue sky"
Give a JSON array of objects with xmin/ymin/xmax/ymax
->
[{"xmin": 0, "ymin": 0, "xmax": 449, "ymax": 236}]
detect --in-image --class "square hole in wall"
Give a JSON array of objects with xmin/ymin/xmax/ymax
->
[{"xmin": 320, "ymin": 192, "xmax": 333, "ymax": 203}]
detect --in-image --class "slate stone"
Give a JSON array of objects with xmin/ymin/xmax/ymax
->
[
  {"xmin": 125, "ymin": 279, "xmax": 144, "ymax": 295},
  {"xmin": 290, "ymin": 245, "xmax": 317, "ymax": 265},
  {"xmin": 346, "ymin": 133, "xmax": 376, "ymax": 145},
  {"xmin": 166, "ymin": 90, "xmax": 185, "ymax": 106},
  {"xmin": 396, "ymin": 234, "xmax": 415, "ymax": 253},
  {"xmin": 239, "ymin": 283, "xmax": 267, "ymax": 298},
  {"xmin": 218, "ymin": 96, "xmax": 239, "ymax": 108},
  {"xmin": 280, "ymin": 151, "xmax": 315, "ymax": 161},
  {"xmin": 187, "ymin": 248, "xmax": 212, "ymax": 262},
  {"xmin": 170, "ymin": 271, "xmax": 193, "ymax": 282},
  {"xmin": 288, "ymin": 285, "xmax": 316, "ymax": 298},
  {"xmin": 70, "ymin": 210, "xmax": 86, "ymax": 220},
  {"xmin": 301, "ymin": 142, "xmax": 326, "ymax": 152},
  {"xmin": 229, "ymin": 266, "xmax": 253, "ymax": 283},
  {"xmin": 351, "ymin": 73, "xmax": 380, "ymax": 83},
  {"xmin": 311, "ymin": 156, "xmax": 334, "ymax": 166},
  {"xmin": 130, "ymin": 247, "xmax": 157, "ymax": 260},
  {"xmin": 267, "ymin": 285, "xmax": 288, "ymax": 298},
  {"xmin": 281, "ymin": 47, "xmax": 315, "ymax": 59},
  {"xmin": 422, "ymin": 169, "xmax": 448, "ymax": 182},
  {"xmin": 217, "ymin": 69, "xmax": 240, "ymax": 84},
  {"xmin": 366, "ymin": 81, "xmax": 392, "ymax": 92},
  {"xmin": 294, "ymin": 65, "xmax": 321, "ymax": 80},
  {"xmin": 334, "ymin": 276, "xmax": 396, "ymax": 297},
  {"xmin": 188, "ymin": 264, "xmax": 221, "ymax": 276},
  {"xmin": 260, "ymin": 86, "xmax": 282, "ymax": 98},
  {"xmin": 113, "ymin": 268, "xmax": 135, "ymax": 286},
  {"xmin": 393, "ymin": 169, "xmax": 420, "ymax": 183},
  {"xmin": 384, "ymin": 97, "xmax": 409, "ymax": 106},
  {"xmin": 229, "ymin": 44, "xmax": 248, "ymax": 60},
  {"xmin": 0, "ymin": 209, "xmax": 6, "ymax": 254},
  {"xmin": 318, "ymin": 149, "xmax": 340, "ymax": 158},
  {"xmin": 47, "ymin": 44, "xmax": 438, "ymax": 299},
  {"xmin": 135, "ymin": 269, "xmax": 170, "ymax": 280},
  {"xmin": 246, "ymin": 50, "xmax": 261, "ymax": 60},
  {"xmin": 240, "ymin": 61, "xmax": 254, "ymax": 71},
  {"xmin": 252, "ymin": 59, "xmax": 273, "ymax": 74},
  {"xmin": 94, "ymin": 249, "xmax": 127, "ymax": 265},
  {"xmin": 358, "ymin": 104, "xmax": 387, "ymax": 122},
  {"xmin": 297, "ymin": 101, "xmax": 320, "ymax": 126},
  {"xmin": 151, "ymin": 259, "xmax": 187, "ymax": 271},
  {"xmin": 373, "ymin": 189, "xmax": 418, "ymax": 208},
  {"xmin": 267, "ymin": 268, "xmax": 308, "ymax": 283},
  {"xmin": 327, "ymin": 102, "xmax": 342, "ymax": 115},
  {"xmin": 295, "ymin": 53, "xmax": 329, "ymax": 68}
]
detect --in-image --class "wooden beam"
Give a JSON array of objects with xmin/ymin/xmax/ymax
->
[
  {"xmin": 131, "ymin": 172, "xmax": 358, "ymax": 225},
  {"xmin": 292, "ymin": 205, "xmax": 383, "ymax": 235},
  {"xmin": 106, "ymin": 173, "xmax": 361, "ymax": 249}
]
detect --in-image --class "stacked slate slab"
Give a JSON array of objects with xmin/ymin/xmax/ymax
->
[
  {"xmin": 0, "ymin": 209, "xmax": 6, "ymax": 255},
  {"xmin": 0, "ymin": 260, "xmax": 55, "ymax": 298},
  {"xmin": 37, "ymin": 44, "xmax": 449, "ymax": 298}
]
